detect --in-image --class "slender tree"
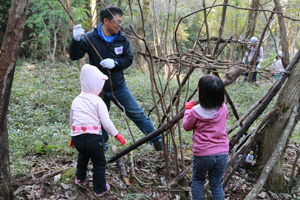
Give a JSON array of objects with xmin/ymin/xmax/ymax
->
[{"xmin": 0, "ymin": 0, "xmax": 29, "ymax": 199}]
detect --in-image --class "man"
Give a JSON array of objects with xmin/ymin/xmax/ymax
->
[
  {"xmin": 69, "ymin": 6, "xmax": 162, "ymax": 151},
  {"xmin": 243, "ymin": 36, "xmax": 264, "ymax": 82}
]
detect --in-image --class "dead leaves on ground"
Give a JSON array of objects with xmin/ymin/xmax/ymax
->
[{"xmin": 12, "ymin": 144, "xmax": 300, "ymax": 199}]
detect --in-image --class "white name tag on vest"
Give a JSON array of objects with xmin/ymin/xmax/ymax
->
[{"xmin": 115, "ymin": 46, "xmax": 123, "ymax": 55}]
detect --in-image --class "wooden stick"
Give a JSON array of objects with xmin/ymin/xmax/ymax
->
[
  {"xmin": 12, "ymin": 167, "xmax": 71, "ymax": 187},
  {"xmin": 111, "ymin": 145, "xmax": 131, "ymax": 186},
  {"xmin": 168, "ymin": 164, "xmax": 192, "ymax": 187}
]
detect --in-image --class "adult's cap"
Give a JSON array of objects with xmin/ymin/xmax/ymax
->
[
  {"xmin": 277, "ymin": 52, "xmax": 282, "ymax": 57},
  {"xmin": 250, "ymin": 36, "xmax": 259, "ymax": 44}
]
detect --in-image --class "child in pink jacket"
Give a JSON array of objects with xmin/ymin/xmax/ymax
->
[
  {"xmin": 183, "ymin": 74, "xmax": 229, "ymax": 200},
  {"xmin": 70, "ymin": 64, "xmax": 125, "ymax": 196}
]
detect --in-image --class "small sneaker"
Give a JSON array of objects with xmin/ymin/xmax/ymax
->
[
  {"xmin": 153, "ymin": 139, "xmax": 163, "ymax": 151},
  {"xmin": 75, "ymin": 178, "xmax": 86, "ymax": 187},
  {"xmin": 95, "ymin": 184, "xmax": 110, "ymax": 196}
]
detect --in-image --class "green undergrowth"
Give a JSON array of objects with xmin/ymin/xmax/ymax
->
[{"xmin": 8, "ymin": 59, "xmax": 300, "ymax": 178}]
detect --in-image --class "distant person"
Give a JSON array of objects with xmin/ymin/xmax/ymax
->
[
  {"xmin": 243, "ymin": 36, "xmax": 264, "ymax": 82},
  {"xmin": 182, "ymin": 74, "xmax": 229, "ymax": 200},
  {"xmin": 69, "ymin": 6, "xmax": 162, "ymax": 151},
  {"xmin": 271, "ymin": 52, "xmax": 285, "ymax": 81},
  {"xmin": 70, "ymin": 64, "xmax": 125, "ymax": 196}
]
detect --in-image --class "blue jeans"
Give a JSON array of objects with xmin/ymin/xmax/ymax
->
[
  {"xmin": 245, "ymin": 61, "xmax": 259, "ymax": 82},
  {"xmin": 102, "ymin": 83, "xmax": 161, "ymax": 145},
  {"xmin": 71, "ymin": 134, "xmax": 107, "ymax": 193},
  {"xmin": 192, "ymin": 154, "xmax": 228, "ymax": 200}
]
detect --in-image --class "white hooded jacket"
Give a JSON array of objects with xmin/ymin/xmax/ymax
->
[{"xmin": 70, "ymin": 64, "xmax": 118, "ymax": 137}]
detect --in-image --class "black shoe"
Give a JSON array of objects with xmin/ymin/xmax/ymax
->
[{"xmin": 153, "ymin": 139, "xmax": 163, "ymax": 151}]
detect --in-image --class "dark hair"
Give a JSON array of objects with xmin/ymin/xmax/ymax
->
[
  {"xmin": 198, "ymin": 74, "xmax": 225, "ymax": 109},
  {"xmin": 100, "ymin": 6, "xmax": 123, "ymax": 22}
]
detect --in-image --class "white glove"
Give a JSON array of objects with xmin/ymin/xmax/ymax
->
[
  {"xmin": 100, "ymin": 58, "xmax": 115, "ymax": 69},
  {"xmin": 256, "ymin": 64, "xmax": 261, "ymax": 70},
  {"xmin": 242, "ymin": 57, "xmax": 246, "ymax": 63},
  {"xmin": 73, "ymin": 24, "xmax": 85, "ymax": 41}
]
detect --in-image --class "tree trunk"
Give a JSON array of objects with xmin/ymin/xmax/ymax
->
[
  {"xmin": 66, "ymin": 0, "xmax": 74, "ymax": 29},
  {"xmin": 245, "ymin": 99, "xmax": 299, "ymax": 200},
  {"xmin": 91, "ymin": 0, "xmax": 97, "ymax": 27},
  {"xmin": 0, "ymin": 0, "xmax": 29, "ymax": 199},
  {"xmin": 136, "ymin": 0, "xmax": 150, "ymax": 70},
  {"xmin": 117, "ymin": 0, "xmax": 123, "ymax": 7},
  {"xmin": 261, "ymin": 51, "xmax": 300, "ymax": 191},
  {"xmin": 273, "ymin": 0, "xmax": 290, "ymax": 68},
  {"xmin": 244, "ymin": 0, "xmax": 259, "ymax": 39},
  {"xmin": 213, "ymin": 0, "xmax": 229, "ymax": 57}
]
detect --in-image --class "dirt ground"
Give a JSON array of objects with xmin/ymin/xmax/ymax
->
[{"xmin": 12, "ymin": 143, "xmax": 300, "ymax": 200}]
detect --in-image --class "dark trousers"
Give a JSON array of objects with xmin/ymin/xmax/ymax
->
[
  {"xmin": 72, "ymin": 134, "xmax": 106, "ymax": 193},
  {"xmin": 245, "ymin": 61, "xmax": 259, "ymax": 82}
]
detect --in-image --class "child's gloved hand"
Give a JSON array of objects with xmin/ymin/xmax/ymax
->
[
  {"xmin": 185, "ymin": 100, "xmax": 194, "ymax": 110},
  {"xmin": 69, "ymin": 139, "xmax": 75, "ymax": 148},
  {"xmin": 115, "ymin": 133, "xmax": 125, "ymax": 145}
]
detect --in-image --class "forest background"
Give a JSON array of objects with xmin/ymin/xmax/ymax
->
[{"xmin": 1, "ymin": 0, "xmax": 300, "ymax": 199}]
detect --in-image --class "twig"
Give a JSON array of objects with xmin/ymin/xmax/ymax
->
[
  {"xmin": 168, "ymin": 164, "xmax": 192, "ymax": 187},
  {"xmin": 12, "ymin": 168, "xmax": 71, "ymax": 187}
]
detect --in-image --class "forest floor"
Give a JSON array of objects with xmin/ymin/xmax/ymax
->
[{"xmin": 12, "ymin": 143, "xmax": 300, "ymax": 200}]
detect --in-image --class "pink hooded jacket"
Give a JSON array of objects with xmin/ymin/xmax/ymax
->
[
  {"xmin": 182, "ymin": 103, "xmax": 229, "ymax": 157},
  {"xmin": 70, "ymin": 64, "xmax": 118, "ymax": 137}
]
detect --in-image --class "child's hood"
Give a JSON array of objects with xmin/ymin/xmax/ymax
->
[
  {"xmin": 192, "ymin": 103, "xmax": 227, "ymax": 122},
  {"xmin": 80, "ymin": 64, "xmax": 108, "ymax": 95}
]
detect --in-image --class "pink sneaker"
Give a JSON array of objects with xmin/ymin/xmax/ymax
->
[
  {"xmin": 95, "ymin": 184, "xmax": 110, "ymax": 196},
  {"xmin": 75, "ymin": 178, "xmax": 86, "ymax": 186}
]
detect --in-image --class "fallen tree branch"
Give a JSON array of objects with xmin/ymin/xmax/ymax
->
[
  {"xmin": 12, "ymin": 170, "xmax": 48, "ymax": 187},
  {"xmin": 168, "ymin": 164, "xmax": 192, "ymax": 188},
  {"xmin": 111, "ymin": 145, "xmax": 131, "ymax": 186},
  {"xmin": 12, "ymin": 167, "xmax": 71, "ymax": 187}
]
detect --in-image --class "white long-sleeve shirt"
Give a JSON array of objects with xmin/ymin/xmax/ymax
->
[
  {"xmin": 70, "ymin": 64, "xmax": 118, "ymax": 137},
  {"xmin": 246, "ymin": 45, "xmax": 264, "ymax": 63}
]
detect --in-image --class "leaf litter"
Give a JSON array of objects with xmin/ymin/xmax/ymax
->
[{"xmin": 12, "ymin": 144, "xmax": 300, "ymax": 200}]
